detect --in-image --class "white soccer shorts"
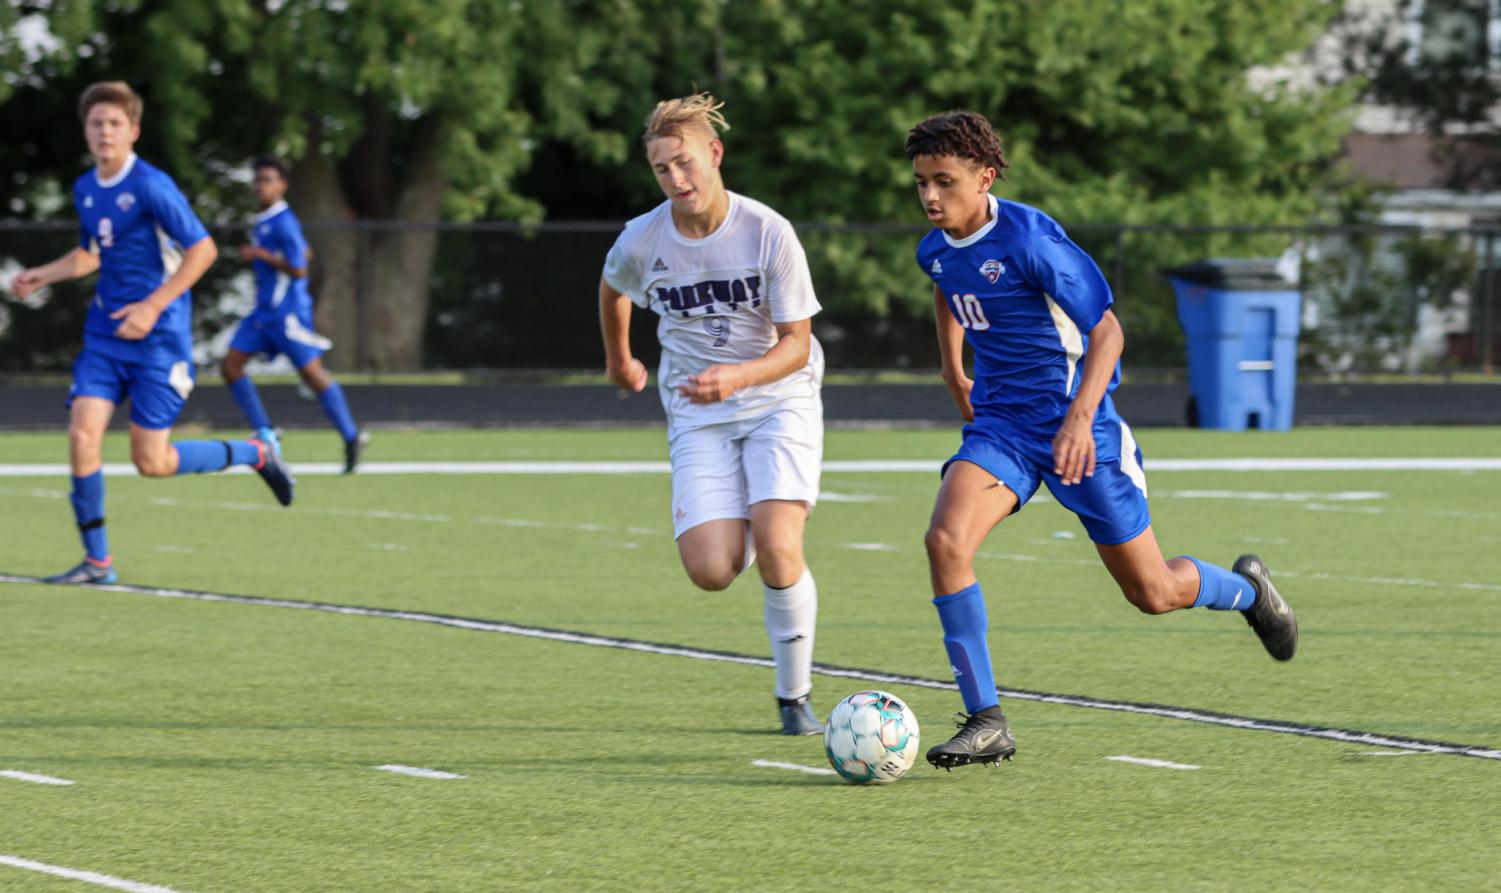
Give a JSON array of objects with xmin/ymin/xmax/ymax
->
[{"xmin": 667, "ymin": 398, "xmax": 823, "ymax": 538}]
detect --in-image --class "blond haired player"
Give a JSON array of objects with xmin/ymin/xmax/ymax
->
[{"xmin": 599, "ymin": 93, "xmax": 825, "ymax": 735}]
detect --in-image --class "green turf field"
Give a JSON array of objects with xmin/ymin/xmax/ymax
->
[{"xmin": 1, "ymin": 426, "xmax": 1498, "ymax": 891}]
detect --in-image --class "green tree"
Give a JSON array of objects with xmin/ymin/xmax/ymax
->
[
  {"xmin": 1, "ymin": 0, "xmax": 690, "ymax": 368},
  {"xmin": 3, "ymin": 0, "xmax": 1358, "ymax": 369},
  {"xmin": 528, "ymin": 0, "xmax": 1359, "ymax": 358}
]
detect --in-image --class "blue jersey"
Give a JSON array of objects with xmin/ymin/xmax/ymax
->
[
  {"xmin": 918, "ymin": 194, "xmax": 1119, "ymax": 432},
  {"xmin": 249, "ymin": 201, "xmax": 311, "ymax": 318},
  {"xmin": 73, "ymin": 154, "xmax": 210, "ymax": 366}
]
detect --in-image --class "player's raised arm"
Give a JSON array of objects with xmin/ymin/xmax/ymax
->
[
  {"xmin": 10, "ymin": 248, "xmax": 101, "ymax": 300},
  {"xmin": 599, "ymin": 275, "xmax": 647, "ymax": 392}
]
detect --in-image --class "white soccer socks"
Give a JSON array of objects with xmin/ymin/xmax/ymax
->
[{"xmin": 763, "ymin": 567, "xmax": 817, "ymax": 700}]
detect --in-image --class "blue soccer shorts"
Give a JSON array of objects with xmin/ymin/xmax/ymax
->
[
  {"xmin": 229, "ymin": 310, "xmax": 331, "ymax": 369},
  {"xmin": 943, "ymin": 414, "xmax": 1152, "ymax": 545},
  {"xmin": 68, "ymin": 349, "xmax": 194, "ymax": 430}
]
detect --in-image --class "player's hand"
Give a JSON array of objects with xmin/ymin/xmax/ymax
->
[
  {"xmin": 238, "ymin": 245, "xmax": 260, "ymax": 263},
  {"xmin": 606, "ymin": 356, "xmax": 648, "ymax": 393},
  {"xmin": 941, "ymin": 369, "xmax": 975, "ymax": 421},
  {"xmin": 680, "ymin": 364, "xmax": 744, "ymax": 404},
  {"xmin": 9, "ymin": 268, "xmax": 47, "ymax": 301},
  {"xmin": 110, "ymin": 300, "xmax": 163, "ymax": 340},
  {"xmin": 1052, "ymin": 415, "xmax": 1096, "ymax": 485}
]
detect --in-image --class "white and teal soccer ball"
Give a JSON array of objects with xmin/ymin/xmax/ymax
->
[{"xmin": 823, "ymin": 690, "xmax": 920, "ymax": 784}]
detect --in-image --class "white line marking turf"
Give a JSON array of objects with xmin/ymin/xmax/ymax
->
[
  {"xmin": 0, "ymin": 854, "xmax": 184, "ymax": 892},
  {"xmin": 1, "ymin": 575, "xmax": 1497, "ymax": 763},
  {"xmin": 840, "ymin": 540, "xmax": 1501, "ymax": 595},
  {"xmin": 751, "ymin": 759, "xmax": 837, "ymax": 776},
  {"xmin": 1359, "ymin": 750, "xmax": 1438, "ymax": 757},
  {"xmin": 375, "ymin": 764, "xmax": 464, "ymax": 779},
  {"xmin": 3, "ymin": 479, "xmax": 1495, "ymax": 592},
  {"xmin": 0, "ymin": 769, "xmax": 75, "ymax": 786},
  {"xmin": 2, "ymin": 457, "xmax": 1501, "ymax": 477},
  {"xmin": 1105, "ymin": 755, "xmax": 1202, "ymax": 770}
]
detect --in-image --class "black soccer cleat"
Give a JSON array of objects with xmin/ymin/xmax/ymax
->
[
  {"xmin": 343, "ymin": 430, "xmax": 371, "ymax": 475},
  {"xmin": 926, "ymin": 706, "xmax": 1016, "ymax": 770},
  {"xmin": 778, "ymin": 695, "xmax": 823, "ymax": 736},
  {"xmin": 1236, "ymin": 553, "xmax": 1298, "ymax": 661},
  {"xmin": 43, "ymin": 558, "xmax": 117, "ymax": 585},
  {"xmin": 252, "ymin": 436, "xmax": 296, "ymax": 507}
]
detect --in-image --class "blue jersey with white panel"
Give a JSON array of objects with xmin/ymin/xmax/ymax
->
[
  {"xmin": 73, "ymin": 153, "xmax": 210, "ymax": 366},
  {"xmin": 918, "ymin": 194, "xmax": 1119, "ymax": 433},
  {"xmin": 249, "ymin": 201, "xmax": 312, "ymax": 319}
]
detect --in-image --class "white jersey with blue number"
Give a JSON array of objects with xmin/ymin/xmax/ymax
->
[
  {"xmin": 603, "ymin": 191, "xmax": 824, "ymax": 431},
  {"xmin": 73, "ymin": 153, "xmax": 210, "ymax": 366},
  {"xmin": 918, "ymin": 194, "xmax": 1119, "ymax": 432}
]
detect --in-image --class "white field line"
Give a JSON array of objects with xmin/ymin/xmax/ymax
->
[
  {"xmin": 750, "ymin": 758, "xmax": 837, "ymax": 776},
  {"xmin": 835, "ymin": 540, "xmax": 1501, "ymax": 595},
  {"xmin": 2, "ymin": 476, "xmax": 1493, "ymax": 593},
  {"xmin": 2, "ymin": 457, "xmax": 1501, "ymax": 478},
  {"xmin": 0, "ymin": 854, "xmax": 185, "ymax": 893},
  {"xmin": 818, "ymin": 491, "xmax": 888, "ymax": 503},
  {"xmin": 374, "ymin": 764, "xmax": 464, "ymax": 780},
  {"xmin": 1159, "ymin": 489, "xmax": 1388, "ymax": 502},
  {"xmin": 1359, "ymin": 750, "xmax": 1439, "ymax": 756},
  {"xmin": 1105, "ymin": 755, "xmax": 1202, "ymax": 770},
  {"xmin": 3, "ymin": 573, "xmax": 1498, "ymax": 763},
  {"xmin": 0, "ymin": 769, "xmax": 75, "ymax": 786}
]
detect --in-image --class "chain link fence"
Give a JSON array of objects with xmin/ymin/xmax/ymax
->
[{"xmin": 1, "ymin": 219, "xmax": 1496, "ymax": 375}]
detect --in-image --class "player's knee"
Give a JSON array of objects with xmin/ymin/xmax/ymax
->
[
  {"xmin": 131, "ymin": 447, "xmax": 175, "ymax": 478},
  {"xmin": 686, "ymin": 562, "xmax": 738, "ymax": 592},
  {"xmin": 1122, "ymin": 578, "xmax": 1177, "ymax": 615},
  {"xmin": 220, "ymin": 356, "xmax": 240, "ymax": 381},
  {"xmin": 924, "ymin": 524, "xmax": 968, "ymax": 571},
  {"xmin": 68, "ymin": 425, "xmax": 103, "ymax": 457},
  {"xmin": 754, "ymin": 532, "xmax": 800, "ymax": 569},
  {"xmin": 300, "ymin": 365, "xmax": 331, "ymax": 392}
]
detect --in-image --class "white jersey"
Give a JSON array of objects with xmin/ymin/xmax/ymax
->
[{"xmin": 603, "ymin": 191, "xmax": 824, "ymax": 432}]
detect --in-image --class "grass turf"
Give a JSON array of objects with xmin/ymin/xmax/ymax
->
[{"xmin": 1, "ymin": 426, "xmax": 1498, "ymax": 890}]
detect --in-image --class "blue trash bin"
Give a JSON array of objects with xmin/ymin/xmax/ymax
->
[{"xmin": 1166, "ymin": 259, "xmax": 1300, "ymax": 431}]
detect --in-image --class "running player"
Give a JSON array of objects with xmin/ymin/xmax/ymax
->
[
  {"xmin": 9, "ymin": 81, "xmax": 294, "ymax": 585},
  {"xmin": 599, "ymin": 93, "xmax": 826, "ymax": 735},
  {"xmin": 906, "ymin": 111, "xmax": 1298, "ymax": 769},
  {"xmin": 222, "ymin": 157, "xmax": 368, "ymax": 472}
]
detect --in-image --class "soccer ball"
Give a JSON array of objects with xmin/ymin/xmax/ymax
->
[{"xmin": 823, "ymin": 690, "xmax": 920, "ymax": 784}]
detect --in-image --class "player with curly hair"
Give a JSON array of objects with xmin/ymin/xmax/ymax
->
[{"xmin": 906, "ymin": 110, "xmax": 1298, "ymax": 770}]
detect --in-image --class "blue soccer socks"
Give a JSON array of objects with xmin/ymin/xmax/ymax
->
[
  {"xmin": 70, "ymin": 471, "xmax": 110, "ymax": 563},
  {"xmin": 227, "ymin": 376, "xmax": 272, "ymax": 431},
  {"xmin": 172, "ymin": 440, "xmax": 262, "ymax": 474},
  {"xmin": 317, "ymin": 382, "xmax": 359, "ymax": 443},
  {"xmin": 1187, "ymin": 556, "xmax": 1258, "ymax": 611},
  {"xmin": 933, "ymin": 583, "xmax": 1000, "ymax": 714}
]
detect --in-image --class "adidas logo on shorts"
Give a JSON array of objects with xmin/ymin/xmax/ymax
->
[
  {"xmin": 652, "ymin": 257, "xmax": 669, "ymax": 272},
  {"xmin": 930, "ymin": 259, "xmax": 943, "ymax": 274}
]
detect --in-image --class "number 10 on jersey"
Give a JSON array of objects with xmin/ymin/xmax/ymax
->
[{"xmin": 949, "ymin": 293, "xmax": 990, "ymax": 330}]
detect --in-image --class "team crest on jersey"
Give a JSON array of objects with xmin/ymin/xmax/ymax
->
[
  {"xmin": 980, "ymin": 259, "xmax": 1005, "ymax": 283},
  {"xmin": 116, "ymin": 192, "xmax": 137, "ymax": 212}
]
